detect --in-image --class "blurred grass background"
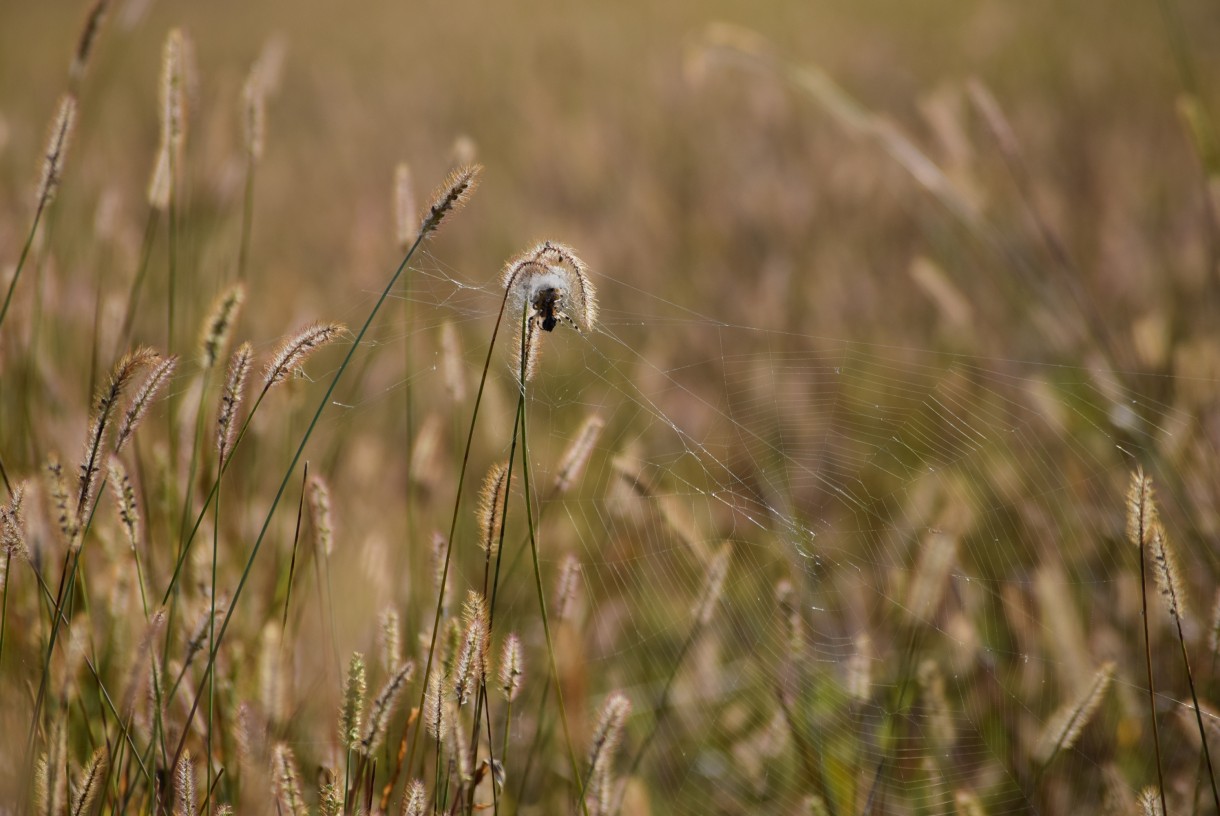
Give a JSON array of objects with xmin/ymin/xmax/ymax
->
[{"xmin": 5, "ymin": 0, "xmax": 1220, "ymax": 813}]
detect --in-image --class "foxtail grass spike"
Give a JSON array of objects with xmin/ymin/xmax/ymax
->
[
  {"xmin": 36, "ymin": 95, "xmax": 78, "ymax": 207},
  {"xmin": 394, "ymin": 162, "xmax": 416, "ymax": 252},
  {"xmin": 555, "ymin": 414, "xmax": 605, "ymax": 493},
  {"xmin": 114, "ymin": 353, "xmax": 178, "ymax": 455},
  {"xmin": 692, "ymin": 542, "xmax": 731, "ymax": 626},
  {"xmin": 199, "ymin": 284, "xmax": 245, "ymax": 368},
  {"xmin": 173, "ymin": 750, "xmax": 195, "ymax": 816},
  {"xmin": 308, "ymin": 475, "xmax": 334, "ymax": 557},
  {"xmin": 360, "ymin": 661, "xmax": 415, "ymax": 755},
  {"xmin": 217, "ymin": 343, "xmax": 252, "ymax": 467},
  {"xmin": 499, "ymin": 633, "xmax": 523, "ymax": 701},
  {"xmin": 340, "ymin": 652, "xmax": 366, "ymax": 751},
  {"xmin": 1035, "ymin": 661, "xmax": 1115, "ymax": 765},
  {"xmin": 263, "ymin": 321, "xmax": 345, "ymax": 387},
  {"xmin": 380, "ymin": 607, "xmax": 402, "ymax": 673},
  {"xmin": 108, "ymin": 460, "xmax": 139, "ymax": 550},
  {"xmin": 271, "ymin": 743, "xmax": 306, "ymax": 816},
  {"xmin": 477, "ymin": 461, "xmax": 509, "ymax": 556},
  {"xmin": 419, "ymin": 164, "xmax": 481, "ymax": 237},
  {"xmin": 554, "ymin": 554, "xmax": 582, "ymax": 624},
  {"xmin": 68, "ymin": 747, "xmax": 106, "ymax": 816},
  {"xmin": 401, "ymin": 779, "xmax": 426, "ymax": 816}
]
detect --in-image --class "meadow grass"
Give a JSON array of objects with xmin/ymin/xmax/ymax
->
[{"xmin": 4, "ymin": 3, "xmax": 1220, "ymax": 815}]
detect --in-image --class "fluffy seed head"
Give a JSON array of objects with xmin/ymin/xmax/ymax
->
[
  {"xmin": 264, "ymin": 321, "xmax": 345, "ymax": 387},
  {"xmin": 114, "ymin": 354, "xmax": 178, "ymax": 455},
  {"xmin": 402, "ymin": 779, "xmax": 427, "ymax": 816},
  {"xmin": 359, "ymin": 661, "xmax": 415, "ymax": 754},
  {"xmin": 424, "ymin": 671, "xmax": 448, "ymax": 741},
  {"xmin": 271, "ymin": 743, "xmax": 306, "ymax": 816},
  {"xmin": 499, "ymin": 633, "xmax": 523, "ymax": 702},
  {"xmin": 199, "ymin": 284, "xmax": 245, "ymax": 367},
  {"xmin": 380, "ymin": 607, "xmax": 402, "ymax": 672},
  {"xmin": 217, "ymin": 342, "xmax": 252, "ymax": 467},
  {"xmin": 454, "ymin": 591, "xmax": 489, "ymax": 706},
  {"xmin": 172, "ymin": 750, "xmax": 195, "ymax": 816},
  {"xmin": 108, "ymin": 460, "xmax": 139, "ymax": 550},
  {"xmin": 160, "ymin": 29, "xmax": 186, "ymax": 152},
  {"xmin": 1127, "ymin": 467, "xmax": 1157, "ymax": 551},
  {"xmin": 1035, "ymin": 661, "xmax": 1116, "ymax": 765},
  {"xmin": 340, "ymin": 652, "xmax": 367, "ymax": 750},
  {"xmin": 586, "ymin": 691, "xmax": 632, "ymax": 804},
  {"xmin": 420, "ymin": 164, "xmax": 482, "ymax": 237},
  {"xmin": 1, "ymin": 483, "xmax": 28, "ymax": 559},
  {"xmin": 1149, "ymin": 521, "xmax": 1187, "ymax": 621},
  {"xmin": 241, "ymin": 66, "xmax": 266, "ymax": 161},
  {"xmin": 69, "ymin": 0, "xmax": 109, "ymax": 83},
  {"xmin": 36, "ymin": 95, "xmax": 77, "ymax": 206},
  {"xmin": 308, "ymin": 474, "xmax": 335, "ymax": 557},
  {"xmin": 502, "ymin": 241, "xmax": 598, "ymax": 334},
  {"xmin": 69, "ymin": 746, "xmax": 107, "ymax": 816},
  {"xmin": 554, "ymin": 414, "xmax": 604, "ymax": 494},
  {"xmin": 477, "ymin": 461, "xmax": 510, "ymax": 556},
  {"xmin": 554, "ymin": 554, "xmax": 582, "ymax": 623},
  {"xmin": 47, "ymin": 456, "xmax": 80, "ymax": 549},
  {"xmin": 79, "ymin": 347, "xmax": 159, "ymax": 523},
  {"xmin": 395, "ymin": 161, "xmax": 416, "ymax": 252}
]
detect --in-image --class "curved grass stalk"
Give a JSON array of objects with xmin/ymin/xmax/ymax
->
[{"xmin": 168, "ymin": 222, "xmax": 435, "ymax": 775}]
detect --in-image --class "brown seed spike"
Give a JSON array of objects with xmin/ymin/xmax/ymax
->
[
  {"xmin": 477, "ymin": 461, "xmax": 510, "ymax": 556},
  {"xmin": 36, "ymin": 95, "xmax": 78, "ymax": 207},
  {"xmin": 263, "ymin": 321, "xmax": 345, "ymax": 387},
  {"xmin": 217, "ymin": 342, "xmax": 252, "ymax": 467},
  {"xmin": 1126, "ymin": 467, "xmax": 1157, "ymax": 552},
  {"xmin": 419, "ymin": 164, "xmax": 482, "ymax": 237},
  {"xmin": 114, "ymin": 354, "xmax": 178, "ymax": 455},
  {"xmin": 199, "ymin": 283, "xmax": 245, "ymax": 367},
  {"xmin": 69, "ymin": 0, "xmax": 109, "ymax": 84}
]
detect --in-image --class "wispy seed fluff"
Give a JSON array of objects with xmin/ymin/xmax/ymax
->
[
  {"xmin": 264, "ymin": 321, "xmax": 345, "ymax": 387},
  {"xmin": 1127, "ymin": 467, "xmax": 1157, "ymax": 551},
  {"xmin": 554, "ymin": 554, "xmax": 583, "ymax": 624},
  {"xmin": 114, "ymin": 353, "xmax": 178, "ymax": 455},
  {"xmin": 241, "ymin": 64, "xmax": 266, "ymax": 162},
  {"xmin": 70, "ymin": 746, "xmax": 107, "ymax": 816},
  {"xmin": 586, "ymin": 692, "xmax": 632, "ymax": 815},
  {"xmin": 1138, "ymin": 787, "xmax": 1165, "ymax": 816},
  {"xmin": 454, "ymin": 591, "xmax": 490, "ymax": 706},
  {"xmin": 217, "ymin": 342, "xmax": 252, "ymax": 468},
  {"xmin": 271, "ymin": 743, "xmax": 307, "ymax": 816},
  {"xmin": 394, "ymin": 161, "xmax": 417, "ymax": 252},
  {"xmin": 420, "ymin": 164, "xmax": 482, "ymax": 237},
  {"xmin": 1, "ymin": 483, "xmax": 28, "ymax": 559},
  {"xmin": 36, "ymin": 94, "xmax": 78, "ymax": 207},
  {"xmin": 503, "ymin": 243, "xmax": 596, "ymax": 382},
  {"xmin": 1149, "ymin": 521, "xmax": 1187, "ymax": 621},
  {"xmin": 554, "ymin": 413, "xmax": 605, "ymax": 494},
  {"xmin": 340, "ymin": 652, "xmax": 367, "ymax": 751},
  {"xmin": 1034, "ymin": 661, "xmax": 1115, "ymax": 765},
  {"xmin": 108, "ymin": 460, "xmax": 139, "ymax": 551},
  {"xmin": 424, "ymin": 670, "xmax": 448, "ymax": 741},
  {"xmin": 79, "ymin": 347, "xmax": 160, "ymax": 523},
  {"xmin": 692, "ymin": 542, "xmax": 732, "ymax": 626},
  {"xmin": 477, "ymin": 461, "xmax": 510, "ymax": 556},
  {"xmin": 402, "ymin": 779, "xmax": 427, "ymax": 816},
  {"xmin": 160, "ymin": 29, "xmax": 187, "ymax": 153},
  {"xmin": 360, "ymin": 661, "xmax": 415, "ymax": 755},
  {"xmin": 173, "ymin": 750, "xmax": 195, "ymax": 816},
  {"xmin": 499, "ymin": 633, "xmax": 523, "ymax": 701},
  {"xmin": 381, "ymin": 607, "xmax": 402, "ymax": 672},
  {"xmin": 199, "ymin": 283, "xmax": 245, "ymax": 367},
  {"xmin": 308, "ymin": 474, "xmax": 335, "ymax": 557}
]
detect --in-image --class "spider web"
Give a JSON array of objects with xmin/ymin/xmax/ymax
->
[{"xmin": 315, "ymin": 242, "xmax": 1215, "ymax": 815}]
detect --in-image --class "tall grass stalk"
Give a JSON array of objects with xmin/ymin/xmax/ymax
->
[{"xmin": 168, "ymin": 166, "xmax": 479, "ymax": 774}]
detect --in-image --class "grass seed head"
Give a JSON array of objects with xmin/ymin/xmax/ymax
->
[
  {"xmin": 402, "ymin": 779, "xmax": 427, "ymax": 816},
  {"xmin": 341, "ymin": 651, "xmax": 367, "ymax": 750},
  {"xmin": 172, "ymin": 750, "xmax": 195, "ymax": 816},
  {"xmin": 1035, "ymin": 661, "xmax": 1116, "ymax": 765},
  {"xmin": 114, "ymin": 353, "xmax": 178, "ymax": 455},
  {"xmin": 69, "ymin": 747, "xmax": 107, "ymax": 816},
  {"xmin": 477, "ymin": 460, "xmax": 510, "ymax": 556},
  {"xmin": 264, "ymin": 321, "xmax": 345, "ymax": 387},
  {"xmin": 217, "ymin": 342, "xmax": 252, "ymax": 467},
  {"xmin": 199, "ymin": 283, "xmax": 245, "ymax": 368},
  {"xmin": 36, "ymin": 95, "xmax": 77, "ymax": 207},
  {"xmin": 308, "ymin": 474, "xmax": 335, "ymax": 557},
  {"xmin": 359, "ymin": 660, "xmax": 415, "ymax": 754},
  {"xmin": 499, "ymin": 633, "xmax": 523, "ymax": 701},
  {"xmin": 395, "ymin": 161, "xmax": 417, "ymax": 252},
  {"xmin": 420, "ymin": 163, "xmax": 482, "ymax": 237},
  {"xmin": 554, "ymin": 413, "xmax": 605, "ymax": 494}
]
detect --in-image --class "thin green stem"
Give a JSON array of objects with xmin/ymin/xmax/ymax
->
[
  {"xmin": 170, "ymin": 229, "xmax": 430, "ymax": 775},
  {"xmin": 0, "ymin": 196, "xmax": 48, "ymax": 334},
  {"xmin": 515, "ymin": 309, "xmax": 587, "ymax": 816}
]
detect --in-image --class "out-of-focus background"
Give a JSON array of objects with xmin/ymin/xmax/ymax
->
[{"xmin": 4, "ymin": 0, "xmax": 1220, "ymax": 813}]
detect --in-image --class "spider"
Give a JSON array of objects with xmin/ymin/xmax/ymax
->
[{"xmin": 532, "ymin": 286, "xmax": 563, "ymax": 332}]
